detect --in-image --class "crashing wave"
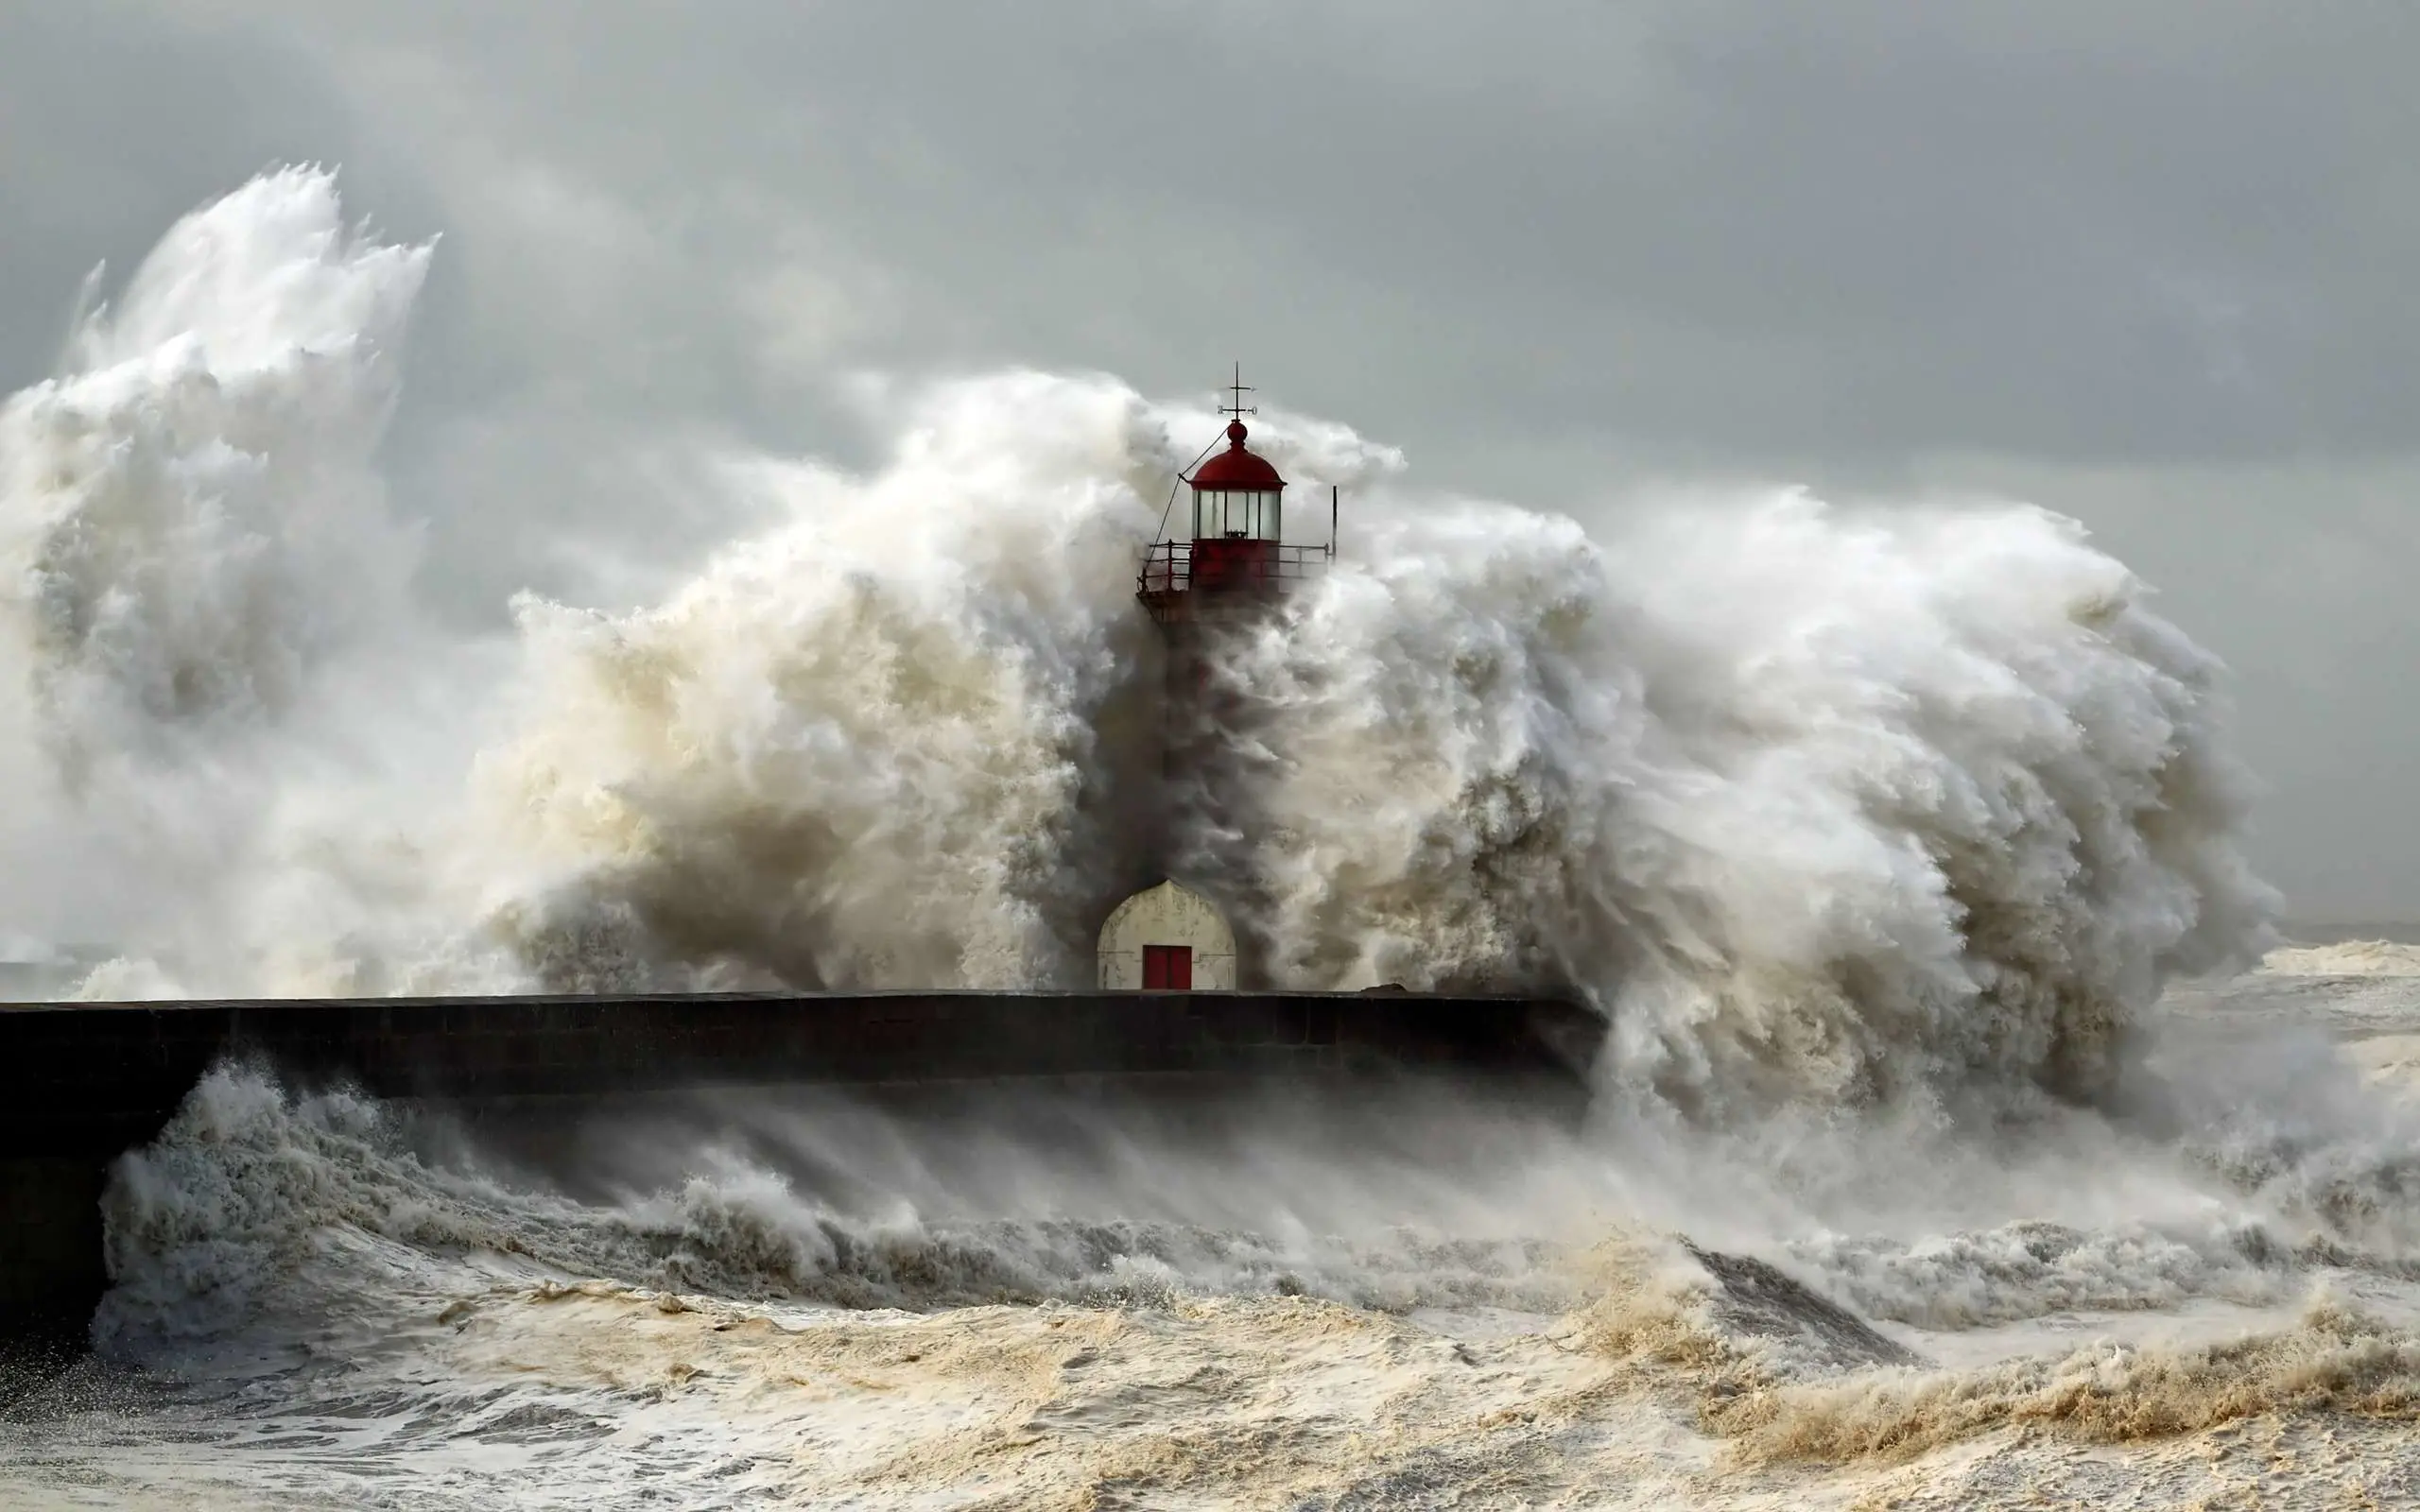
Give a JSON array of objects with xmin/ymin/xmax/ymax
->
[{"xmin": 0, "ymin": 168, "xmax": 2278, "ymax": 1113}]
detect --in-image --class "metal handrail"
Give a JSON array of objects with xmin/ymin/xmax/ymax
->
[{"xmin": 1136, "ymin": 540, "xmax": 1331, "ymax": 598}]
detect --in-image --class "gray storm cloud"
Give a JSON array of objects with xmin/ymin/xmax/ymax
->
[{"xmin": 0, "ymin": 3, "xmax": 2411, "ymax": 917}]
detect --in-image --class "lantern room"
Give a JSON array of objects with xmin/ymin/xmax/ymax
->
[{"xmin": 1190, "ymin": 420, "xmax": 1284, "ymax": 541}]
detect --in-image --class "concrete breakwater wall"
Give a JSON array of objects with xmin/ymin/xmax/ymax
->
[{"xmin": 0, "ymin": 990, "xmax": 1603, "ymax": 1338}]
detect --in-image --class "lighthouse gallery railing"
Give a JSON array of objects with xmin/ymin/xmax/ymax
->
[{"xmin": 1136, "ymin": 539, "xmax": 1330, "ymax": 598}]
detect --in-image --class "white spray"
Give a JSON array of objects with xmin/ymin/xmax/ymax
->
[
  {"xmin": 0, "ymin": 168, "xmax": 2274, "ymax": 1114},
  {"xmin": 0, "ymin": 169, "xmax": 432, "ymax": 978}
]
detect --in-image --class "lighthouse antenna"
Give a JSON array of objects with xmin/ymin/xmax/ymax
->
[{"xmin": 1219, "ymin": 361, "xmax": 1256, "ymax": 421}]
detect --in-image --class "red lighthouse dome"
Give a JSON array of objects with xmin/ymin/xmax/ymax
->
[
  {"xmin": 1186, "ymin": 416, "xmax": 1286, "ymax": 543},
  {"xmin": 1186, "ymin": 420, "xmax": 1286, "ymax": 491}
]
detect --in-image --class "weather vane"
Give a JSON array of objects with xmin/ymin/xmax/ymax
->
[{"xmin": 1219, "ymin": 361, "xmax": 1256, "ymax": 421}]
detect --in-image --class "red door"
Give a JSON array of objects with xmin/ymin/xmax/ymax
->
[{"xmin": 1142, "ymin": 945, "xmax": 1193, "ymax": 989}]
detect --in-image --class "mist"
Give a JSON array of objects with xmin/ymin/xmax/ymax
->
[{"xmin": 0, "ymin": 169, "xmax": 2275, "ymax": 1131}]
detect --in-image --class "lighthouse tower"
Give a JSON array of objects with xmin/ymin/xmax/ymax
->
[{"xmin": 1099, "ymin": 369, "xmax": 1335, "ymax": 991}]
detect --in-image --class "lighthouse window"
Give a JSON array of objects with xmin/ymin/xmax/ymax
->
[
  {"xmin": 1194, "ymin": 489, "xmax": 1282, "ymax": 540},
  {"xmin": 1196, "ymin": 489, "xmax": 1229, "ymax": 538},
  {"xmin": 1192, "ymin": 488, "xmax": 1283, "ymax": 541}
]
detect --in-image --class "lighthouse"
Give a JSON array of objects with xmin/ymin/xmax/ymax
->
[{"xmin": 1098, "ymin": 369, "xmax": 1334, "ymax": 991}]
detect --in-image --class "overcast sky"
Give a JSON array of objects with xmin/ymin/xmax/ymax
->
[{"xmin": 4, "ymin": 2, "xmax": 2416, "ymax": 919}]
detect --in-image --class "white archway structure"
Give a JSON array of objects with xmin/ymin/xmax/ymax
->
[{"xmin": 1097, "ymin": 880, "xmax": 1237, "ymax": 990}]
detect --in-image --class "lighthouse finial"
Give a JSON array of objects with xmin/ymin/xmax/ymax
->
[{"xmin": 1219, "ymin": 362, "xmax": 1255, "ymax": 445}]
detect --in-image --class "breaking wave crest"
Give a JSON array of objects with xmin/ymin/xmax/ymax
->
[
  {"xmin": 0, "ymin": 166, "xmax": 424, "ymax": 762},
  {"xmin": 0, "ymin": 168, "xmax": 2276, "ymax": 1117},
  {"xmin": 1223, "ymin": 498, "xmax": 2273, "ymax": 1111},
  {"xmin": 1717, "ymin": 1297, "xmax": 2420, "ymax": 1467},
  {"xmin": 95, "ymin": 1066, "xmax": 1577, "ymax": 1360},
  {"xmin": 1576, "ymin": 1246, "xmax": 2420, "ymax": 1469},
  {"xmin": 1535, "ymin": 1226, "xmax": 2420, "ymax": 1482},
  {"xmin": 41, "ymin": 1054, "xmax": 2420, "ymax": 1508}
]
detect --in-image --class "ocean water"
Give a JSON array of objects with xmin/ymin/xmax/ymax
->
[
  {"xmin": 5, "ymin": 948, "xmax": 2420, "ymax": 1508},
  {"xmin": 6, "ymin": 169, "xmax": 2411, "ymax": 1505}
]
